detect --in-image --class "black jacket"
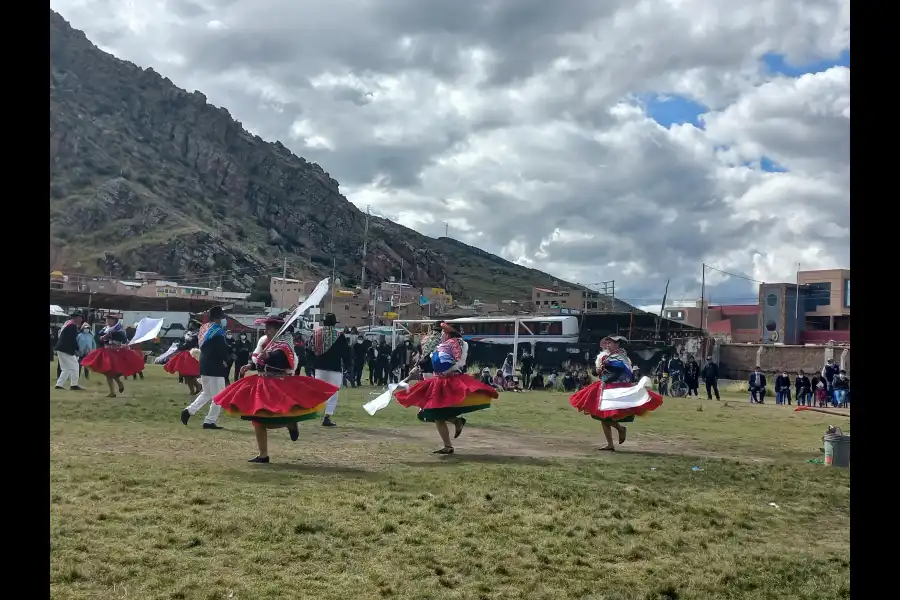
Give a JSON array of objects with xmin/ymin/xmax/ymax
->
[
  {"xmin": 774, "ymin": 375, "xmax": 791, "ymax": 390},
  {"xmin": 314, "ymin": 334, "xmax": 351, "ymax": 373},
  {"xmin": 55, "ymin": 322, "xmax": 80, "ymax": 355},
  {"xmin": 353, "ymin": 340, "xmax": 368, "ymax": 364},
  {"xmin": 234, "ymin": 339, "xmax": 253, "ymax": 361},
  {"xmin": 822, "ymin": 364, "xmax": 839, "ymax": 385},
  {"xmin": 668, "ymin": 358, "xmax": 684, "ymax": 374},
  {"xmin": 748, "ymin": 372, "xmax": 767, "ymax": 388},
  {"xmin": 833, "ymin": 376, "xmax": 850, "ymax": 391},
  {"xmin": 795, "ymin": 376, "xmax": 811, "ymax": 392},
  {"xmin": 99, "ymin": 329, "xmax": 128, "ymax": 347},
  {"xmin": 685, "ymin": 362, "xmax": 700, "ymax": 381},
  {"xmin": 701, "ymin": 362, "xmax": 719, "ymax": 381},
  {"xmin": 199, "ymin": 335, "xmax": 230, "ymax": 378}
]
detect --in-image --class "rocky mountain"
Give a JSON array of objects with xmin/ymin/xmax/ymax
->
[{"xmin": 49, "ymin": 11, "xmax": 602, "ymax": 304}]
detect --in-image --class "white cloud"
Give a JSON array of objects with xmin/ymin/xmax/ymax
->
[{"xmin": 49, "ymin": 0, "xmax": 850, "ymax": 305}]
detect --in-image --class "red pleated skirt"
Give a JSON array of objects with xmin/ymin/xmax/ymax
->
[
  {"xmin": 569, "ymin": 381, "xmax": 663, "ymax": 421},
  {"xmin": 81, "ymin": 347, "xmax": 146, "ymax": 377},
  {"xmin": 213, "ymin": 374, "xmax": 339, "ymax": 420},
  {"xmin": 164, "ymin": 351, "xmax": 200, "ymax": 378},
  {"xmin": 394, "ymin": 373, "xmax": 499, "ymax": 410}
]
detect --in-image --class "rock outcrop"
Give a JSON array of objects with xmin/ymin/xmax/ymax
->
[{"xmin": 49, "ymin": 10, "xmax": 582, "ymax": 301}]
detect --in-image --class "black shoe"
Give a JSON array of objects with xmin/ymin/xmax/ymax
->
[
  {"xmin": 453, "ymin": 417, "xmax": 467, "ymax": 439},
  {"xmin": 248, "ymin": 456, "xmax": 270, "ymax": 463},
  {"xmin": 288, "ymin": 426, "xmax": 300, "ymax": 441},
  {"xmin": 117, "ymin": 382, "xmax": 125, "ymax": 393},
  {"xmin": 54, "ymin": 386, "xmax": 64, "ymax": 390},
  {"xmin": 70, "ymin": 386, "xmax": 84, "ymax": 391},
  {"xmin": 202, "ymin": 423, "xmax": 224, "ymax": 430},
  {"xmin": 322, "ymin": 416, "xmax": 337, "ymax": 427},
  {"xmin": 180, "ymin": 409, "xmax": 191, "ymax": 426}
]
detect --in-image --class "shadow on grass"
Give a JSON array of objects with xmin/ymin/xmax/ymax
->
[
  {"xmin": 221, "ymin": 461, "xmax": 382, "ymax": 483},
  {"xmin": 402, "ymin": 453, "xmax": 556, "ymax": 467}
]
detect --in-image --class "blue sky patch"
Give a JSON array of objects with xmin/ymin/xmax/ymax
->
[
  {"xmin": 641, "ymin": 94, "xmax": 709, "ymax": 128},
  {"xmin": 763, "ymin": 49, "xmax": 850, "ymax": 77},
  {"xmin": 760, "ymin": 156, "xmax": 787, "ymax": 173}
]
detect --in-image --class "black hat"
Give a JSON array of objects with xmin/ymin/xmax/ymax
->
[
  {"xmin": 323, "ymin": 313, "xmax": 337, "ymax": 326},
  {"xmin": 209, "ymin": 306, "xmax": 226, "ymax": 319}
]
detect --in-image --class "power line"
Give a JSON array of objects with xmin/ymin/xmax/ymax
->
[{"xmin": 703, "ymin": 264, "xmax": 766, "ymax": 284}]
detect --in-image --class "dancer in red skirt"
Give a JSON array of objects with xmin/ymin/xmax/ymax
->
[
  {"xmin": 81, "ymin": 315, "xmax": 146, "ymax": 398},
  {"xmin": 394, "ymin": 322, "xmax": 499, "ymax": 454},
  {"xmin": 164, "ymin": 320, "xmax": 202, "ymax": 394},
  {"xmin": 570, "ymin": 335, "xmax": 663, "ymax": 451},
  {"xmin": 213, "ymin": 318, "xmax": 339, "ymax": 463}
]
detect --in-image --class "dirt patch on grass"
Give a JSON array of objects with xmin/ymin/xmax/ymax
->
[{"xmin": 51, "ymin": 420, "xmax": 771, "ymax": 467}]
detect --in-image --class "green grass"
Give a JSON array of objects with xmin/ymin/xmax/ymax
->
[{"xmin": 51, "ymin": 365, "xmax": 849, "ymax": 600}]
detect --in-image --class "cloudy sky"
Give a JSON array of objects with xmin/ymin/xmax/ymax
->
[{"xmin": 51, "ymin": 0, "xmax": 850, "ymax": 310}]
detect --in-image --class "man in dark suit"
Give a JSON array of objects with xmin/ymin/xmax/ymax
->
[
  {"xmin": 701, "ymin": 356, "xmax": 720, "ymax": 400},
  {"xmin": 748, "ymin": 366, "xmax": 766, "ymax": 403}
]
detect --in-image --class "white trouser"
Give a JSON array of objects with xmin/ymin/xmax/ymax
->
[
  {"xmin": 315, "ymin": 369, "xmax": 343, "ymax": 416},
  {"xmin": 185, "ymin": 376, "xmax": 226, "ymax": 424},
  {"xmin": 56, "ymin": 352, "xmax": 80, "ymax": 388}
]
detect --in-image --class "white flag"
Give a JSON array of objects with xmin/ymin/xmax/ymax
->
[
  {"xmin": 363, "ymin": 381, "xmax": 409, "ymax": 416},
  {"xmin": 129, "ymin": 317, "xmax": 165, "ymax": 345},
  {"xmin": 266, "ymin": 278, "xmax": 330, "ymax": 348}
]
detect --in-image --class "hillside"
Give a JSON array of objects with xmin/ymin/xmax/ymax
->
[{"xmin": 49, "ymin": 11, "xmax": 609, "ymax": 304}]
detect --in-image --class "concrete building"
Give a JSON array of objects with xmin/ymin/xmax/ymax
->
[
  {"xmin": 532, "ymin": 287, "xmax": 605, "ymax": 312},
  {"xmin": 664, "ymin": 300, "xmax": 761, "ymax": 343},
  {"xmin": 797, "ymin": 269, "xmax": 850, "ymax": 333}
]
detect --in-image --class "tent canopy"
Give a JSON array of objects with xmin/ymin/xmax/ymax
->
[{"xmin": 50, "ymin": 305, "xmax": 67, "ymax": 317}]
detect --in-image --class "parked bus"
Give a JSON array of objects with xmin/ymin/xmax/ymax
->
[{"xmin": 445, "ymin": 316, "xmax": 579, "ymax": 344}]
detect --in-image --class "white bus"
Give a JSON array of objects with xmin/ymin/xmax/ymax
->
[{"xmin": 445, "ymin": 315, "xmax": 580, "ymax": 345}]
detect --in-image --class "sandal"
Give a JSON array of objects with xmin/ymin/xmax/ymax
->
[
  {"xmin": 599, "ymin": 446, "xmax": 616, "ymax": 452},
  {"xmin": 453, "ymin": 417, "xmax": 467, "ymax": 439},
  {"xmin": 432, "ymin": 447, "xmax": 455, "ymax": 455},
  {"xmin": 106, "ymin": 393, "xmax": 116, "ymax": 398}
]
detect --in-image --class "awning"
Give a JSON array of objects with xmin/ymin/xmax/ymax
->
[{"xmin": 50, "ymin": 305, "xmax": 67, "ymax": 317}]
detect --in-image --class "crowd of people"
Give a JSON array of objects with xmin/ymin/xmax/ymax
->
[{"xmin": 748, "ymin": 358, "xmax": 850, "ymax": 408}]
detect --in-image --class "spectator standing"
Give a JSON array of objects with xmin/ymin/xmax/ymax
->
[
  {"xmin": 701, "ymin": 356, "xmax": 720, "ymax": 400},
  {"xmin": 684, "ymin": 356, "xmax": 700, "ymax": 397},
  {"xmin": 822, "ymin": 359, "xmax": 839, "ymax": 405},
  {"xmin": 795, "ymin": 371, "xmax": 812, "ymax": 406}
]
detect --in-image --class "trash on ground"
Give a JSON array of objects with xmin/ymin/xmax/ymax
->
[
  {"xmin": 768, "ymin": 502, "xmax": 779, "ymax": 509},
  {"xmin": 691, "ymin": 466, "xmax": 702, "ymax": 472}
]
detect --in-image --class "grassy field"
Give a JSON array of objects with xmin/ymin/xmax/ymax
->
[{"xmin": 50, "ymin": 365, "xmax": 850, "ymax": 600}]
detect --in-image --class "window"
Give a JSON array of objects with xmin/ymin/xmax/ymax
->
[
  {"xmin": 804, "ymin": 282, "xmax": 832, "ymax": 312},
  {"xmin": 766, "ymin": 294, "xmax": 778, "ymax": 307},
  {"xmin": 666, "ymin": 310, "xmax": 684, "ymax": 320},
  {"xmin": 843, "ymin": 279, "xmax": 850, "ymax": 308}
]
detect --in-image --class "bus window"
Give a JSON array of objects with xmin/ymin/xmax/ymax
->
[
  {"xmin": 519, "ymin": 321, "xmax": 534, "ymax": 335},
  {"xmin": 502, "ymin": 321, "xmax": 514, "ymax": 335},
  {"xmin": 548, "ymin": 322, "xmax": 562, "ymax": 335},
  {"xmin": 539, "ymin": 322, "xmax": 551, "ymax": 335}
]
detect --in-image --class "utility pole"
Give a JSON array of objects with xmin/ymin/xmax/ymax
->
[
  {"xmin": 794, "ymin": 262, "xmax": 801, "ymax": 343},
  {"xmin": 330, "ymin": 256, "xmax": 336, "ymax": 313},
  {"xmin": 361, "ymin": 204, "xmax": 370, "ymax": 286},
  {"xmin": 700, "ymin": 263, "xmax": 706, "ymax": 332},
  {"xmin": 442, "ymin": 222, "xmax": 449, "ymax": 290},
  {"xmin": 280, "ymin": 257, "xmax": 287, "ymax": 309},
  {"xmin": 655, "ymin": 279, "xmax": 670, "ymax": 338}
]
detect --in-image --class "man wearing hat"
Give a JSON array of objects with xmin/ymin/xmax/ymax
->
[
  {"xmin": 180, "ymin": 306, "xmax": 230, "ymax": 429},
  {"xmin": 55, "ymin": 310, "xmax": 85, "ymax": 391}
]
